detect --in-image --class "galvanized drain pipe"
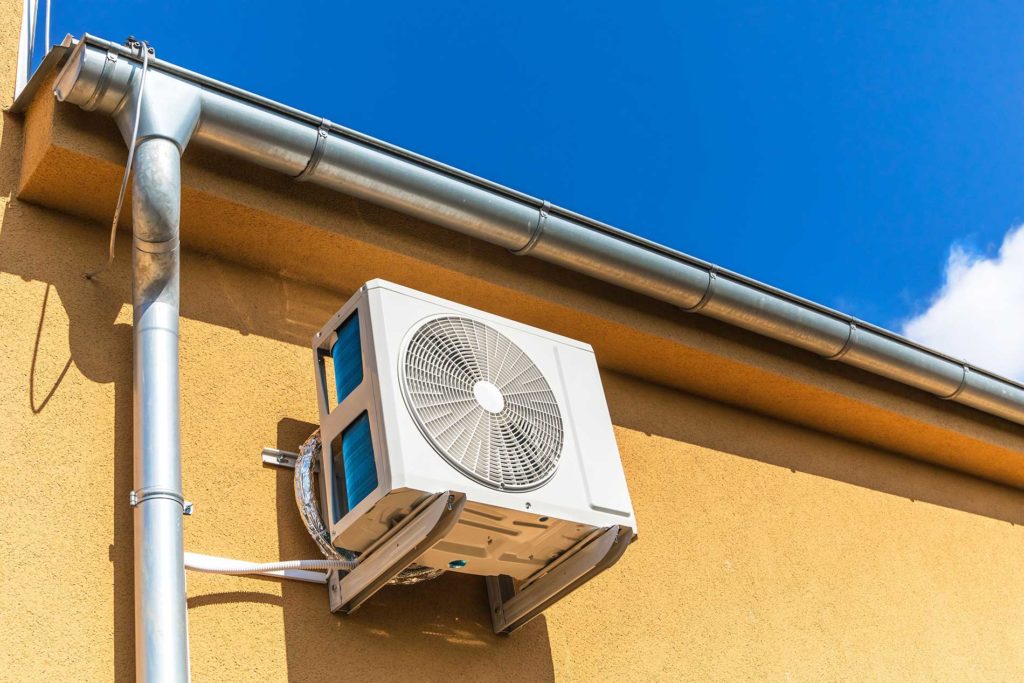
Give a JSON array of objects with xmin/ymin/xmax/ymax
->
[
  {"xmin": 130, "ymin": 137, "xmax": 189, "ymax": 683},
  {"xmin": 55, "ymin": 40, "xmax": 196, "ymax": 681},
  {"xmin": 52, "ymin": 35, "xmax": 1024, "ymax": 431}
]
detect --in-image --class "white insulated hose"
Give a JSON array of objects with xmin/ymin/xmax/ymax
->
[
  {"xmin": 184, "ymin": 552, "xmax": 357, "ymax": 574},
  {"xmin": 183, "ymin": 551, "xmax": 356, "ymax": 585},
  {"xmin": 182, "ymin": 432, "xmax": 441, "ymax": 586}
]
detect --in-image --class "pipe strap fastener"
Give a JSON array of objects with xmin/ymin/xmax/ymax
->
[
  {"xmin": 296, "ymin": 118, "xmax": 332, "ymax": 182},
  {"xmin": 511, "ymin": 201, "xmax": 551, "ymax": 256},
  {"xmin": 129, "ymin": 487, "xmax": 185, "ymax": 509}
]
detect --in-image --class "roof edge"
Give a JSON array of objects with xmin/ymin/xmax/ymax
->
[{"xmin": 30, "ymin": 34, "xmax": 1024, "ymax": 429}]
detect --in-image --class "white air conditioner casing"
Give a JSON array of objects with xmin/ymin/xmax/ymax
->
[{"xmin": 312, "ymin": 280, "xmax": 636, "ymax": 581}]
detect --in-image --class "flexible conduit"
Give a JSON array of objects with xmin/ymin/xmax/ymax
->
[
  {"xmin": 53, "ymin": 34, "xmax": 1024, "ymax": 431},
  {"xmin": 292, "ymin": 431, "xmax": 445, "ymax": 585}
]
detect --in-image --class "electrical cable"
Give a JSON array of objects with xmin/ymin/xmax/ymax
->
[{"xmin": 85, "ymin": 39, "xmax": 151, "ymax": 280}]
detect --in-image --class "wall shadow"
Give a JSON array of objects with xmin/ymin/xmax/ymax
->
[
  {"xmin": 603, "ymin": 370, "xmax": 1024, "ymax": 526},
  {"xmin": 187, "ymin": 590, "xmax": 284, "ymax": 610},
  {"xmin": 29, "ymin": 283, "xmax": 72, "ymax": 413},
  {"xmin": 0, "ymin": 205, "xmax": 137, "ymax": 680},
  {"xmin": 0, "ymin": 111, "xmax": 128, "ymax": 678}
]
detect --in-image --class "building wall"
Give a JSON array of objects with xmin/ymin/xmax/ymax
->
[
  {"xmin": 3, "ymin": 10, "xmax": 1024, "ymax": 683},
  {"xmin": 4, "ymin": 178, "xmax": 1024, "ymax": 682}
]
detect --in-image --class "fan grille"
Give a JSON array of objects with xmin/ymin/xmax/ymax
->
[{"xmin": 401, "ymin": 316, "xmax": 563, "ymax": 490}]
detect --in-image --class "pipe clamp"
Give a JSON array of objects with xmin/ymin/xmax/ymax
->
[
  {"xmin": 130, "ymin": 487, "xmax": 185, "ymax": 508},
  {"xmin": 826, "ymin": 322, "xmax": 859, "ymax": 361},
  {"xmin": 512, "ymin": 201, "xmax": 551, "ymax": 256},
  {"xmin": 296, "ymin": 118, "xmax": 332, "ymax": 181},
  {"xmin": 942, "ymin": 365, "xmax": 971, "ymax": 401},
  {"xmin": 682, "ymin": 266, "xmax": 719, "ymax": 312}
]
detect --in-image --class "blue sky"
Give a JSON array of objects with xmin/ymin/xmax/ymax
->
[{"xmin": 36, "ymin": 2, "xmax": 1024, "ymax": 375}]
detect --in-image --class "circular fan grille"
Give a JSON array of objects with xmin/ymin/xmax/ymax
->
[{"xmin": 400, "ymin": 316, "xmax": 564, "ymax": 490}]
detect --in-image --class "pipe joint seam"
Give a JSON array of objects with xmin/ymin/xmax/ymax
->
[
  {"xmin": 132, "ymin": 133, "xmax": 188, "ymax": 156},
  {"xmin": 129, "ymin": 487, "xmax": 185, "ymax": 509},
  {"xmin": 941, "ymin": 365, "xmax": 971, "ymax": 401},
  {"xmin": 825, "ymin": 322, "xmax": 859, "ymax": 361},
  {"xmin": 133, "ymin": 236, "xmax": 179, "ymax": 254},
  {"xmin": 295, "ymin": 118, "xmax": 332, "ymax": 181},
  {"xmin": 82, "ymin": 49, "xmax": 118, "ymax": 111},
  {"xmin": 111, "ymin": 67, "xmax": 201, "ymax": 154},
  {"xmin": 681, "ymin": 266, "xmax": 719, "ymax": 313},
  {"xmin": 511, "ymin": 200, "xmax": 550, "ymax": 256}
]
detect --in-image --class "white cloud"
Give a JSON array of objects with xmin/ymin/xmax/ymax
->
[{"xmin": 902, "ymin": 225, "xmax": 1024, "ymax": 381}]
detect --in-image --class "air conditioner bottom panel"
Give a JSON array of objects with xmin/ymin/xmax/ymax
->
[{"xmin": 333, "ymin": 488, "xmax": 599, "ymax": 581}]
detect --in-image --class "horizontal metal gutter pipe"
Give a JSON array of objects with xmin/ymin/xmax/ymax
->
[{"xmin": 53, "ymin": 35, "xmax": 1024, "ymax": 427}]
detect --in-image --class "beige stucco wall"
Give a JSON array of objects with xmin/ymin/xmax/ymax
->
[
  {"xmin": 4, "ymin": 8, "xmax": 1024, "ymax": 682},
  {"xmin": 4, "ymin": 155, "xmax": 1024, "ymax": 682}
]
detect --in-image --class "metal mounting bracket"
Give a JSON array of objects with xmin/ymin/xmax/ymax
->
[
  {"xmin": 261, "ymin": 447, "xmax": 300, "ymax": 469},
  {"xmin": 327, "ymin": 491, "xmax": 466, "ymax": 615},
  {"xmin": 487, "ymin": 524, "xmax": 632, "ymax": 635}
]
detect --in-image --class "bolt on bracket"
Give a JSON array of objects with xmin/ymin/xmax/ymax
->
[{"xmin": 261, "ymin": 447, "xmax": 300, "ymax": 469}]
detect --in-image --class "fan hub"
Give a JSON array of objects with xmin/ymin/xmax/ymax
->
[{"xmin": 472, "ymin": 380, "xmax": 505, "ymax": 414}]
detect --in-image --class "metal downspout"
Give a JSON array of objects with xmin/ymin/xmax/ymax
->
[
  {"xmin": 53, "ymin": 44, "xmax": 199, "ymax": 681},
  {"xmin": 131, "ymin": 137, "xmax": 189, "ymax": 682}
]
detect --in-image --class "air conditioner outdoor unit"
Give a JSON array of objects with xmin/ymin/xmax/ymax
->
[{"xmin": 311, "ymin": 280, "xmax": 636, "ymax": 633}]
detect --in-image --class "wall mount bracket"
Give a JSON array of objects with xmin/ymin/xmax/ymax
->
[
  {"xmin": 327, "ymin": 491, "xmax": 467, "ymax": 615},
  {"xmin": 261, "ymin": 441, "xmax": 631, "ymax": 633},
  {"xmin": 261, "ymin": 447, "xmax": 300, "ymax": 469},
  {"xmin": 487, "ymin": 524, "xmax": 632, "ymax": 634}
]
